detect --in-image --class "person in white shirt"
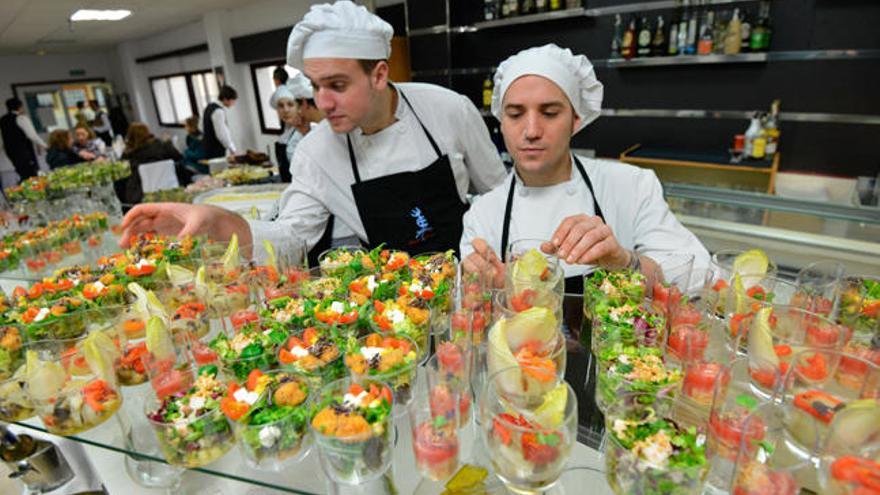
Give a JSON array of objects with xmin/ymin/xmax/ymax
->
[
  {"xmin": 200, "ymin": 85, "xmax": 238, "ymax": 159},
  {"xmin": 1, "ymin": 97, "xmax": 46, "ymax": 181},
  {"xmin": 271, "ymin": 73, "xmax": 320, "ymax": 183},
  {"xmin": 460, "ymin": 44, "xmax": 710, "ymax": 294},
  {"xmin": 89, "ymin": 99, "xmax": 114, "ymax": 146},
  {"xmin": 118, "ymin": 1, "xmax": 506, "ymax": 260}
]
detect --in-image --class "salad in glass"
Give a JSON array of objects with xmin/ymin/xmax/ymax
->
[
  {"xmin": 606, "ymin": 394, "xmax": 710, "ymax": 495},
  {"xmin": 25, "ymin": 332, "xmax": 122, "ymax": 435},
  {"xmin": 0, "ymin": 324, "xmax": 25, "ymax": 380},
  {"xmin": 369, "ymin": 299, "xmax": 430, "ymax": 363},
  {"xmin": 318, "ymin": 246, "xmax": 371, "ymax": 277},
  {"xmin": 145, "ymin": 369, "xmax": 235, "ymax": 467},
  {"xmin": 839, "ymin": 275, "xmax": 880, "ymax": 335},
  {"xmin": 222, "ymin": 369, "xmax": 312, "ymax": 471},
  {"xmin": 348, "ymin": 273, "xmax": 398, "ymax": 306},
  {"xmin": 596, "ymin": 346, "xmax": 683, "ymax": 413},
  {"xmin": 277, "ymin": 326, "xmax": 343, "ymax": 388},
  {"xmin": 0, "ymin": 367, "xmax": 35, "ymax": 422},
  {"xmin": 209, "ymin": 319, "xmax": 285, "ymax": 382},
  {"xmin": 505, "ymin": 244, "xmax": 564, "ymax": 317},
  {"xmin": 345, "ymin": 332, "xmax": 418, "ymax": 407},
  {"xmin": 310, "ymin": 378, "xmax": 394, "ymax": 484}
]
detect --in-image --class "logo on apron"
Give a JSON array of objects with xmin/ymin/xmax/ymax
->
[{"xmin": 410, "ymin": 206, "xmax": 434, "ymax": 244}]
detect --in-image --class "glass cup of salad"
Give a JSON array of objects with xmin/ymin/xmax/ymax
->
[
  {"xmin": 792, "ymin": 260, "xmax": 845, "ymax": 317},
  {"xmin": 605, "ymin": 392, "xmax": 711, "ymax": 495},
  {"xmin": 482, "ymin": 365, "xmax": 577, "ymax": 493},
  {"xmin": 0, "ymin": 323, "xmax": 26, "ymax": 381},
  {"xmin": 209, "ymin": 317, "xmax": 284, "ymax": 382},
  {"xmin": 504, "ymin": 239, "xmax": 564, "ymax": 321},
  {"xmin": 24, "ymin": 333, "xmax": 122, "ymax": 435},
  {"xmin": 409, "ymin": 375, "xmax": 460, "ymax": 481},
  {"xmin": 278, "ymin": 326, "xmax": 344, "ymax": 390},
  {"xmin": 367, "ymin": 299, "xmax": 431, "ymax": 364},
  {"xmin": 596, "ymin": 346, "xmax": 682, "ymax": 414},
  {"xmin": 581, "ymin": 268, "xmax": 647, "ymax": 353},
  {"xmin": 592, "ymin": 298, "xmax": 667, "ymax": 359},
  {"xmin": 817, "ymin": 398, "xmax": 880, "ymax": 495},
  {"xmin": 649, "ymin": 252, "xmax": 695, "ymax": 317},
  {"xmin": 144, "ymin": 369, "xmax": 235, "ymax": 468},
  {"xmin": 838, "ymin": 275, "xmax": 880, "ymax": 337},
  {"xmin": 345, "ymin": 332, "xmax": 419, "ymax": 412},
  {"xmin": 310, "ymin": 377, "xmax": 394, "ymax": 484},
  {"xmin": 223, "ymin": 369, "xmax": 313, "ymax": 471},
  {"xmin": 425, "ymin": 341, "xmax": 472, "ymax": 428},
  {"xmin": 705, "ymin": 357, "xmax": 777, "ymax": 492},
  {"xmin": 779, "ymin": 348, "xmax": 880, "ymax": 463},
  {"xmin": 0, "ymin": 367, "xmax": 35, "ymax": 422},
  {"xmin": 318, "ymin": 245, "xmax": 369, "ymax": 277},
  {"xmin": 486, "ymin": 310, "xmax": 566, "ymax": 409},
  {"xmin": 730, "ymin": 401, "xmax": 817, "ymax": 495}
]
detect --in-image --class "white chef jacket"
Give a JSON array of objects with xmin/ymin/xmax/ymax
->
[
  {"xmin": 249, "ymin": 82, "xmax": 507, "ymax": 258},
  {"xmin": 460, "ymin": 154, "xmax": 710, "ymax": 279},
  {"xmin": 210, "ymin": 101, "xmax": 236, "ymax": 154}
]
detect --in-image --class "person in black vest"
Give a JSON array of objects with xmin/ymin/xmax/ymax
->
[
  {"xmin": 200, "ymin": 85, "xmax": 238, "ymax": 159},
  {"xmin": 1, "ymin": 98, "xmax": 46, "ymax": 182}
]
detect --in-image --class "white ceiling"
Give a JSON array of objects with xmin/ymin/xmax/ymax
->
[{"xmin": 0, "ymin": 0, "xmax": 263, "ymax": 55}]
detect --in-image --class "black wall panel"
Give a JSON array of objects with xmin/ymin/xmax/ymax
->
[{"xmin": 407, "ymin": 0, "xmax": 880, "ymax": 177}]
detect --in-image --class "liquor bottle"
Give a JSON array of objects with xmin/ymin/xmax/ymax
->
[
  {"xmin": 764, "ymin": 100, "xmax": 781, "ymax": 157},
  {"xmin": 685, "ymin": 7, "xmax": 698, "ymax": 54},
  {"xmin": 750, "ymin": 1, "xmax": 771, "ymax": 52},
  {"xmin": 743, "ymin": 112, "xmax": 761, "ymax": 158},
  {"xmin": 482, "ymin": 76, "xmax": 494, "ymax": 110},
  {"xmin": 667, "ymin": 18, "xmax": 679, "ymax": 56},
  {"xmin": 522, "ymin": 0, "xmax": 536, "ymax": 15},
  {"xmin": 484, "ymin": 0, "xmax": 499, "ymax": 21},
  {"xmin": 501, "ymin": 0, "xmax": 510, "ymax": 18},
  {"xmin": 713, "ymin": 10, "xmax": 728, "ymax": 54},
  {"xmin": 651, "ymin": 16, "xmax": 667, "ymax": 57},
  {"xmin": 566, "ymin": 0, "xmax": 581, "ymax": 8},
  {"xmin": 549, "ymin": 0, "xmax": 562, "ymax": 11},
  {"xmin": 610, "ymin": 14, "xmax": 623, "ymax": 58},
  {"xmin": 536, "ymin": 0, "xmax": 548, "ymax": 13},
  {"xmin": 621, "ymin": 16, "xmax": 637, "ymax": 59},
  {"xmin": 637, "ymin": 16, "xmax": 652, "ymax": 57},
  {"xmin": 724, "ymin": 8, "xmax": 742, "ymax": 54},
  {"xmin": 697, "ymin": 11, "xmax": 714, "ymax": 55},
  {"xmin": 507, "ymin": 0, "xmax": 519, "ymax": 18},
  {"xmin": 677, "ymin": 7, "xmax": 688, "ymax": 55},
  {"xmin": 740, "ymin": 9, "xmax": 752, "ymax": 52}
]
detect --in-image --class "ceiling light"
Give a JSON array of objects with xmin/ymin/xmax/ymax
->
[{"xmin": 70, "ymin": 9, "xmax": 131, "ymax": 22}]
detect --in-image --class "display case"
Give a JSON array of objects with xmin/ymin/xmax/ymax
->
[{"xmin": 665, "ymin": 182, "xmax": 880, "ymax": 275}]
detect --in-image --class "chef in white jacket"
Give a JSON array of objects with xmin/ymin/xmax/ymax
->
[
  {"xmin": 119, "ymin": 1, "xmax": 506, "ymax": 260},
  {"xmin": 461, "ymin": 44, "xmax": 709, "ymax": 293}
]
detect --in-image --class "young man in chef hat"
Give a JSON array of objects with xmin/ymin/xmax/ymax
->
[
  {"xmin": 461, "ymin": 44, "xmax": 709, "ymax": 292},
  {"xmin": 119, "ymin": 1, "xmax": 506, "ymax": 259}
]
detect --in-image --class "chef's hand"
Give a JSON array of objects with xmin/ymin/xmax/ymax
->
[
  {"xmin": 461, "ymin": 238, "xmax": 505, "ymax": 289},
  {"xmin": 119, "ymin": 203, "xmax": 253, "ymax": 254},
  {"xmin": 542, "ymin": 214, "xmax": 631, "ymax": 269}
]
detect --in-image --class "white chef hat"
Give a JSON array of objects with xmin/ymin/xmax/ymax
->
[
  {"xmin": 491, "ymin": 44, "xmax": 604, "ymax": 134},
  {"xmin": 269, "ymin": 82, "xmax": 295, "ymax": 109},
  {"xmin": 287, "ymin": 1, "xmax": 394, "ymax": 70},
  {"xmin": 288, "ymin": 72, "xmax": 314, "ymax": 100}
]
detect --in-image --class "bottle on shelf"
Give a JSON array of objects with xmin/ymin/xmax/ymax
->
[
  {"xmin": 501, "ymin": 0, "xmax": 510, "ymax": 18},
  {"xmin": 740, "ymin": 8, "xmax": 752, "ymax": 52},
  {"xmin": 744, "ymin": 112, "xmax": 767, "ymax": 160},
  {"xmin": 750, "ymin": 1, "xmax": 772, "ymax": 52},
  {"xmin": 536, "ymin": 0, "xmax": 548, "ymax": 13},
  {"xmin": 637, "ymin": 16, "xmax": 652, "ymax": 57},
  {"xmin": 724, "ymin": 8, "xmax": 742, "ymax": 54},
  {"xmin": 484, "ymin": 0, "xmax": 499, "ymax": 21},
  {"xmin": 697, "ymin": 11, "xmax": 715, "ymax": 55},
  {"xmin": 621, "ymin": 16, "xmax": 637, "ymax": 59},
  {"xmin": 677, "ymin": 3, "xmax": 689, "ymax": 56},
  {"xmin": 508, "ymin": 0, "xmax": 520, "ymax": 18},
  {"xmin": 651, "ymin": 15, "xmax": 667, "ymax": 57},
  {"xmin": 611, "ymin": 14, "xmax": 623, "ymax": 58},
  {"xmin": 482, "ymin": 76, "xmax": 494, "ymax": 110},
  {"xmin": 522, "ymin": 0, "xmax": 536, "ymax": 15},
  {"xmin": 685, "ymin": 5, "xmax": 698, "ymax": 55},
  {"xmin": 764, "ymin": 100, "xmax": 781, "ymax": 158},
  {"xmin": 668, "ymin": 17, "xmax": 679, "ymax": 56},
  {"xmin": 713, "ymin": 10, "xmax": 728, "ymax": 54},
  {"xmin": 566, "ymin": 0, "xmax": 581, "ymax": 8},
  {"xmin": 549, "ymin": 0, "xmax": 562, "ymax": 11}
]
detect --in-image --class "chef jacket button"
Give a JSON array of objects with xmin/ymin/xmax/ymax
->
[
  {"xmin": 518, "ymin": 189, "xmax": 528, "ymax": 197},
  {"xmin": 566, "ymin": 186, "xmax": 577, "ymax": 196}
]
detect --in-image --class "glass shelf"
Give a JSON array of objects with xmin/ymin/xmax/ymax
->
[{"xmin": 5, "ymin": 295, "xmax": 605, "ymax": 494}]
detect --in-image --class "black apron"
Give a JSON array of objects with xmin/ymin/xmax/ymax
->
[
  {"xmin": 498, "ymin": 154, "xmax": 608, "ymax": 435},
  {"xmin": 347, "ymin": 88, "xmax": 468, "ymax": 253},
  {"xmin": 499, "ymin": 154, "xmax": 605, "ymax": 296},
  {"xmin": 275, "ymin": 141, "xmax": 292, "ymax": 183}
]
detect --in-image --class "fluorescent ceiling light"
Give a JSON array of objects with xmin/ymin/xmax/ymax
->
[{"xmin": 70, "ymin": 9, "xmax": 131, "ymax": 21}]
